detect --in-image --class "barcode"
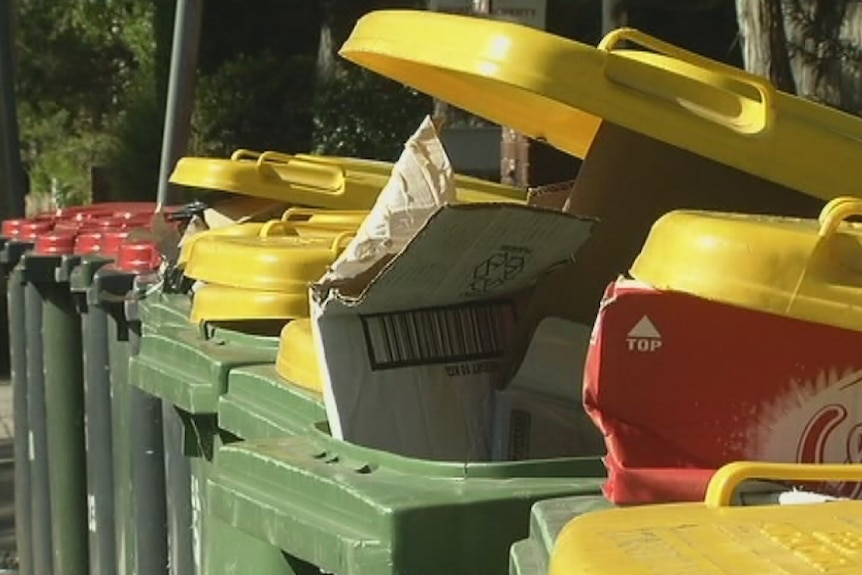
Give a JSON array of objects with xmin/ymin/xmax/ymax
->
[{"xmin": 360, "ymin": 300, "xmax": 516, "ymax": 370}]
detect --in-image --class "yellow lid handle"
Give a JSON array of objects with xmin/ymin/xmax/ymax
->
[
  {"xmin": 281, "ymin": 207, "xmax": 323, "ymax": 222},
  {"xmin": 259, "ymin": 220, "xmax": 297, "ymax": 238},
  {"xmin": 329, "ymin": 231, "xmax": 355, "ymax": 254},
  {"xmin": 230, "ymin": 149, "xmax": 262, "ymax": 162},
  {"xmin": 257, "ymin": 150, "xmax": 294, "ymax": 166},
  {"xmin": 818, "ymin": 196, "xmax": 862, "ymax": 238},
  {"xmin": 599, "ymin": 27, "xmax": 775, "ymax": 135},
  {"xmin": 705, "ymin": 461, "xmax": 862, "ymax": 507}
]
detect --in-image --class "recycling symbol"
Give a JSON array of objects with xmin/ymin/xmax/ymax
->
[{"xmin": 469, "ymin": 251, "xmax": 526, "ymax": 294}]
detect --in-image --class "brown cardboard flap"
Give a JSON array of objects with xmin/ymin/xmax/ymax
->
[{"xmin": 503, "ymin": 122, "xmax": 824, "ymax": 380}]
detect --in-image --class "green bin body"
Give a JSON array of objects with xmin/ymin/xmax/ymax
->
[
  {"xmin": 209, "ymin": 425, "xmax": 606, "ymax": 575},
  {"xmin": 93, "ymin": 265, "xmax": 169, "ymax": 575},
  {"xmin": 69, "ymin": 257, "xmax": 116, "ymax": 575},
  {"xmin": 21, "ymin": 252, "xmax": 89, "ymax": 575},
  {"xmin": 3, "ymin": 240, "xmax": 34, "ymax": 575},
  {"xmin": 509, "ymin": 496, "xmax": 613, "ymax": 575},
  {"xmin": 129, "ymin": 319, "xmax": 280, "ymax": 575}
]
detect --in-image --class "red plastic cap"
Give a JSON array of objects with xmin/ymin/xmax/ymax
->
[
  {"xmin": 19, "ymin": 220, "xmax": 55, "ymax": 240},
  {"xmin": 117, "ymin": 241, "xmax": 161, "ymax": 273},
  {"xmin": 35, "ymin": 232, "xmax": 76, "ymax": 255},
  {"xmin": 74, "ymin": 232, "xmax": 103, "ymax": 255},
  {"xmin": 1, "ymin": 218, "xmax": 26, "ymax": 238},
  {"xmin": 100, "ymin": 230, "xmax": 130, "ymax": 258}
]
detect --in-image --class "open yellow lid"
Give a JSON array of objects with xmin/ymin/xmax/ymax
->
[
  {"xmin": 178, "ymin": 222, "xmax": 265, "ymax": 266},
  {"xmin": 169, "ymin": 149, "xmax": 388, "ymax": 209},
  {"xmin": 184, "ymin": 220, "xmax": 352, "ymax": 292},
  {"xmin": 630, "ymin": 196, "xmax": 862, "ymax": 334},
  {"xmin": 549, "ymin": 461, "xmax": 862, "ymax": 574},
  {"xmin": 190, "ymin": 284, "xmax": 308, "ymax": 323},
  {"xmin": 275, "ymin": 319, "xmax": 323, "ymax": 395},
  {"xmin": 341, "ymin": 11, "xmax": 862, "ymax": 202}
]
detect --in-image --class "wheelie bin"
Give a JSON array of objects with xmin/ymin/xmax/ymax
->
[
  {"xmin": 16, "ymin": 203, "xmax": 160, "ymax": 575},
  {"xmin": 69, "ymin": 230, "xmax": 126, "ymax": 575},
  {"xmin": 89, "ymin": 240, "xmax": 169, "ymax": 575},
  {"xmin": 20, "ymin": 230, "xmax": 100, "ymax": 575},
  {"xmin": 130, "ymin": 216, "xmax": 356, "ymax": 575},
  {"xmin": 1, "ymin": 217, "xmax": 43, "ymax": 575}
]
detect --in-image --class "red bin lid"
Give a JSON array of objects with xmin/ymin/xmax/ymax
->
[
  {"xmin": 19, "ymin": 220, "xmax": 55, "ymax": 240},
  {"xmin": 74, "ymin": 232, "xmax": 104, "ymax": 255},
  {"xmin": 117, "ymin": 241, "xmax": 161, "ymax": 273},
  {"xmin": 35, "ymin": 232, "xmax": 76, "ymax": 255},
  {"xmin": 1, "ymin": 218, "xmax": 26, "ymax": 238},
  {"xmin": 100, "ymin": 230, "xmax": 130, "ymax": 258}
]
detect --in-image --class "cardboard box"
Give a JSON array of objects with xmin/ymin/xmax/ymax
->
[
  {"xmin": 312, "ymin": 202, "xmax": 595, "ymax": 461},
  {"xmin": 584, "ymin": 277, "xmax": 862, "ymax": 504}
]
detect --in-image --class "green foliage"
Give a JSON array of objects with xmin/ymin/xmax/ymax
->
[
  {"xmin": 190, "ymin": 51, "xmax": 317, "ymax": 157},
  {"xmin": 14, "ymin": 0, "xmax": 158, "ymax": 204},
  {"xmin": 312, "ymin": 62, "xmax": 431, "ymax": 161},
  {"xmin": 17, "ymin": 103, "xmax": 114, "ymax": 206}
]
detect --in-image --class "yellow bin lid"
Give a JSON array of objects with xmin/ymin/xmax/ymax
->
[
  {"xmin": 190, "ymin": 284, "xmax": 308, "ymax": 323},
  {"xmin": 280, "ymin": 207, "xmax": 368, "ymax": 238},
  {"xmin": 184, "ymin": 220, "xmax": 352, "ymax": 292},
  {"xmin": 292, "ymin": 152, "xmax": 528, "ymax": 204},
  {"xmin": 630, "ymin": 196, "xmax": 862, "ymax": 333},
  {"xmin": 169, "ymin": 149, "xmax": 389, "ymax": 209},
  {"xmin": 549, "ymin": 461, "xmax": 862, "ymax": 574},
  {"xmin": 340, "ymin": 11, "xmax": 862, "ymax": 202},
  {"xmin": 275, "ymin": 319, "xmax": 323, "ymax": 395},
  {"xmin": 178, "ymin": 222, "xmax": 265, "ymax": 266}
]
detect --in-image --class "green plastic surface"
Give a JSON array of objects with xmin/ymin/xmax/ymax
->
[
  {"xmin": 138, "ymin": 292, "xmax": 192, "ymax": 333},
  {"xmin": 130, "ymin": 325, "xmax": 279, "ymax": 414},
  {"xmin": 509, "ymin": 496, "xmax": 613, "ymax": 575},
  {"xmin": 218, "ymin": 365, "xmax": 326, "ymax": 440},
  {"xmin": 209, "ymin": 426, "xmax": 606, "ymax": 575}
]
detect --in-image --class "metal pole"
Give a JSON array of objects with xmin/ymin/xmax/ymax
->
[
  {"xmin": 0, "ymin": 0, "xmax": 24, "ymax": 218},
  {"xmin": 602, "ymin": 0, "xmax": 627, "ymax": 35},
  {"xmin": 155, "ymin": 0, "xmax": 204, "ymax": 208}
]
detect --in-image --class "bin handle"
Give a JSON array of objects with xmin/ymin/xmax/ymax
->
[
  {"xmin": 259, "ymin": 220, "xmax": 298, "ymax": 238},
  {"xmin": 257, "ymin": 150, "xmax": 295, "ymax": 167},
  {"xmin": 230, "ymin": 149, "xmax": 262, "ymax": 162},
  {"xmin": 329, "ymin": 231, "xmax": 355, "ymax": 253},
  {"xmin": 281, "ymin": 207, "xmax": 323, "ymax": 222},
  {"xmin": 598, "ymin": 28, "xmax": 775, "ymax": 136},
  {"xmin": 705, "ymin": 461, "xmax": 862, "ymax": 507},
  {"xmin": 818, "ymin": 196, "xmax": 862, "ymax": 239}
]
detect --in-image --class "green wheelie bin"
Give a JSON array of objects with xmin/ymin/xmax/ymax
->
[
  {"xmin": 20, "ymin": 231, "xmax": 92, "ymax": 575},
  {"xmin": 1, "ymin": 217, "xmax": 41, "ymax": 575}
]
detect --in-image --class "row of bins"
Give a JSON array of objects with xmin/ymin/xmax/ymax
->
[
  {"xmin": 11, "ymin": 7, "xmax": 862, "ymax": 575},
  {"xmin": 5, "ymin": 144, "xmax": 608, "ymax": 575}
]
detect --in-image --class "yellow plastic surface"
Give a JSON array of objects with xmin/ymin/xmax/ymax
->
[
  {"xmin": 281, "ymin": 207, "xmax": 367, "ymax": 238},
  {"xmin": 178, "ymin": 222, "xmax": 264, "ymax": 266},
  {"xmin": 292, "ymin": 152, "xmax": 528, "ymax": 204},
  {"xmin": 235, "ymin": 149, "xmax": 527, "ymax": 204},
  {"xmin": 630, "ymin": 196, "xmax": 862, "ymax": 334},
  {"xmin": 341, "ymin": 11, "xmax": 862, "ymax": 202},
  {"xmin": 190, "ymin": 284, "xmax": 308, "ymax": 322},
  {"xmin": 169, "ymin": 150, "xmax": 389, "ymax": 209},
  {"xmin": 549, "ymin": 461, "xmax": 862, "ymax": 575},
  {"xmin": 275, "ymin": 319, "xmax": 323, "ymax": 395},
  {"xmin": 184, "ymin": 220, "xmax": 352, "ymax": 292}
]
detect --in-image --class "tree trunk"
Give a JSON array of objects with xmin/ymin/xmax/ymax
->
[{"xmin": 736, "ymin": 0, "xmax": 862, "ymax": 115}]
